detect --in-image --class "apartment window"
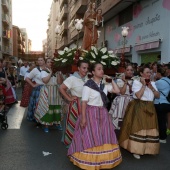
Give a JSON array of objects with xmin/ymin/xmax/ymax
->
[
  {"xmin": 96, "ymin": 0, "xmax": 101, "ymax": 8},
  {"xmin": 119, "ymin": 5, "xmax": 133, "ymax": 26}
]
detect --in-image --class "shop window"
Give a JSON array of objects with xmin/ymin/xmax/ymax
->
[{"xmin": 119, "ymin": 5, "xmax": 133, "ymax": 26}]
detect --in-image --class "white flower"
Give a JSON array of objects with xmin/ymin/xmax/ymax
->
[
  {"xmin": 67, "ymin": 53, "xmax": 72, "ymax": 57},
  {"xmin": 82, "ymin": 50, "xmax": 88, "ymax": 53},
  {"xmin": 108, "ymin": 50, "xmax": 114, "ymax": 54},
  {"xmin": 101, "ymin": 61, "xmax": 106, "ymax": 65},
  {"xmin": 64, "ymin": 47, "xmax": 69, "ymax": 51},
  {"xmin": 79, "ymin": 57, "xmax": 83, "ymax": 60},
  {"xmin": 54, "ymin": 58, "xmax": 63, "ymax": 61},
  {"xmin": 62, "ymin": 59, "xmax": 68, "ymax": 63},
  {"xmin": 117, "ymin": 61, "xmax": 120, "ymax": 64},
  {"xmin": 58, "ymin": 50, "xmax": 64, "ymax": 55},
  {"xmin": 100, "ymin": 47, "xmax": 107, "ymax": 54},
  {"xmin": 90, "ymin": 60, "xmax": 95, "ymax": 63},
  {"xmin": 111, "ymin": 61, "xmax": 117, "ymax": 66},
  {"xmin": 91, "ymin": 52, "xmax": 96, "ymax": 58},
  {"xmin": 101, "ymin": 55, "xmax": 108, "ymax": 59},
  {"xmin": 91, "ymin": 46, "xmax": 98, "ymax": 55},
  {"xmin": 109, "ymin": 54, "xmax": 117, "ymax": 58}
]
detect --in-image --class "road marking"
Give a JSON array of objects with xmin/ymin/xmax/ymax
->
[{"xmin": 7, "ymin": 103, "xmax": 26, "ymax": 129}]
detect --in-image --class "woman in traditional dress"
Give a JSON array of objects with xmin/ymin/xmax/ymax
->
[
  {"xmin": 34, "ymin": 58, "xmax": 63, "ymax": 132},
  {"xmin": 109, "ymin": 65, "xmax": 134, "ymax": 129},
  {"xmin": 0, "ymin": 59, "xmax": 15, "ymax": 105},
  {"xmin": 82, "ymin": 2, "xmax": 102, "ymax": 50},
  {"xmin": 68, "ymin": 63, "xmax": 122, "ymax": 169},
  {"xmin": 119, "ymin": 65, "xmax": 160, "ymax": 159},
  {"xmin": 26, "ymin": 57, "xmax": 45, "ymax": 121},
  {"xmin": 59, "ymin": 60, "xmax": 89, "ymax": 146},
  {"xmin": 20, "ymin": 62, "xmax": 36, "ymax": 107}
]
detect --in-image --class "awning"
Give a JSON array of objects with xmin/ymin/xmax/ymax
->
[
  {"xmin": 114, "ymin": 46, "xmax": 131, "ymax": 54},
  {"xmin": 135, "ymin": 40, "xmax": 160, "ymax": 51}
]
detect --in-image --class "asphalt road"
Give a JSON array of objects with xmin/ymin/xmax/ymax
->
[{"xmin": 0, "ymin": 88, "xmax": 170, "ymax": 170}]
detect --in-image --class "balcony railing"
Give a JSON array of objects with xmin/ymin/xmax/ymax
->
[
  {"xmin": 22, "ymin": 41, "xmax": 25, "ymax": 47},
  {"xmin": 2, "ymin": 14, "xmax": 9, "ymax": 25},
  {"xmin": 1, "ymin": 0, "xmax": 9, "ymax": 12},
  {"xmin": 70, "ymin": 27, "xmax": 79, "ymax": 40},
  {"xmin": 18, "ymin": 35, "xmax": 22, "ymax": 43},
  {"xmin": 57, "ymin": 37, "xmax": 68, "ymax": 49},
  {"xmin": 60, "ymin": 0, "xmax": 67, "ymax": 9},
  {"xmin": 18, "ymin": 44, "xmax": 22, "ymax": 50},
  {"xmin": 3, "ymin": 46, "xmax": 11, "ymax": 54},
  {"xmin": 2, "ymin": 30, "xmax": 10, "ymax": 39},
  {"xmin": 70, "ymin": 0, "xmax": 87, "ymax": 19},
  {"xmin": 59, "ymin": 6, "xmax": 68, "ymax": 22},
  {"xmin": 61, "ymin": 21, "xmax": 68, "ymax": 33}
]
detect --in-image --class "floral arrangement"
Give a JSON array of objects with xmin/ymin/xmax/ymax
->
[
  {"xmin": 54, "ymin": 46, "xmax": 120, "ymax": 68},
  {"xmin": 54, "ymin": 47, "xmax": 77, "ymax": 67}
]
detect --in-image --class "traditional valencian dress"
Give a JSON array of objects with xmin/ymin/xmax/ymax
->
[
  {"xmin": 62, "ymin": 72, "xmax": 88, "ymax": 146},
  {"xmin": 20, "ymin": 70, "xmax": 34, "ymax": 107},
  {"xmin": 26, "ymin": 67, "xmax": 44, "ymax": 121},
  {"xmin": 119, "ymin": 79, "xmax": 160, "ymax": 155},
  {"xmin": 109, "ymin": 78, "xmax": 133, "ymax": 129},
  {"xmin": 68, "ymin": 79, "xmax": 122, "ymax": 170},
  {"xmin": 34, "ymin": 69, "xmax": 62, "ymax": 126}
]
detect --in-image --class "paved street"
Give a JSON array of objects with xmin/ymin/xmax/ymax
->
[{"xmin": 0, "ymin": 88, "xmax": 170, "ymax": 170}]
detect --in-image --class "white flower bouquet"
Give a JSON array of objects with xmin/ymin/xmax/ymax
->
[{"xmin": 54, "ymin": 46, "xmax": 120, "ymax": 68}]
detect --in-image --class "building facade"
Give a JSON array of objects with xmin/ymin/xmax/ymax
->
[
  {"xmin": 20, "ymin": 28, "xmax": 28, "ymax": 54},
  {"xmin": 42, "ymin": 39, "xmax": 47, "ymax": 58},
  {"xmin": 49, "ymin": 0, "xmax": 170, "ymax": 64},
  {"xmin": 102, "ymin": 0, "xmax": 170, "ymax": 64},
  {"xmin": 28, "ymin": 39, "xmax": 32, "ymax": 53},
  {"xmin": 46, "ymin": 0, "xmax": 59, "ymax": 58},
  {"xmin": 12, "ymin": 25, "xmax": 26, "ymax": 63},
  {"xmin": 0, "ymin": 0, "xmax": 13, "ymax": 60}
]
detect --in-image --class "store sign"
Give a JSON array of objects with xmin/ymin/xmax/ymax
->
[{"xmin": 135, "ymin": 40, "xmax": 160, "ymax": 51}]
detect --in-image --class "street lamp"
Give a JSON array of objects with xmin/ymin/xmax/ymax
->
[
  {"xmin": 75, "ymin": 19, "xmax": 83, "ymax": 48},
  {"xmin": 120, "ymin": 27, "xmax": 129, "ymax": 69},
  {"xmin": 54, "ymin": 24, "xmax": 61, "ymax": 58}
]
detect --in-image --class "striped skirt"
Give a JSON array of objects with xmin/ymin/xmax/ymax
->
[
  {"xmin": 109, "ymin": 95, "xmax": 133, "ymax": 129},
  {"xmin": 63, "ymin": 98, "xmax": 81, "ymax": 146},
  {"xmin": 34, "ymin": 85, "xmax": 62, "ymax": 125},
  {"xmin": 68, "ymin": 105, "xmax": 122, "ymax": 170},
  {"xmin": 119, "ymin": 99, "xmax": 160, "ymax": 155},
  {"xmin": 27, "ymin": 85, "xmax": 43, "ymax": 121}
]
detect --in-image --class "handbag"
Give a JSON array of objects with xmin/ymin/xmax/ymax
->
[{"xmin": 159, "ymin": 79, "xmax": 170, "ymax": 102}]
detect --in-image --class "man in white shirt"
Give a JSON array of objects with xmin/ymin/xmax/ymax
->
[{"xmin": 20, "ymin": 61, "xmax": 29, "ymax": 91}]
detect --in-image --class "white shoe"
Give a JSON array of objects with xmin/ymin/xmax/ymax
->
[
  {"xmin": 159, "ymin": 139, "xmax": 167, "ymax": 143},
  {"xmin": 133, "ymin": 154, "xmax": 140, "ymax": 159}
]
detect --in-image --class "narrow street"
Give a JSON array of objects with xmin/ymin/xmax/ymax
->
[{"xmin": 0, "ymin": 88, "xmax": 170, "ymax": 170}]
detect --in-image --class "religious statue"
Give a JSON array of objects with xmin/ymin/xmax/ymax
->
[{"xmin": 82, "ymin": 2, "xmax": 103, "ymax": 51}]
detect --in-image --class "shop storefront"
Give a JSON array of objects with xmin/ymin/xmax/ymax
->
[{"xmin": 104, "ymin": 0, "xmax": 170, "ymax": 64}]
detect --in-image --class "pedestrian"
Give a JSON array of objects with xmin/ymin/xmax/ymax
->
[
  {"xmin": 34, "ymin": 58, "xmax": 63, "ymax": 133},
  {"xmin": 68, "ymin": 63, "xmax": 122, "ymax": 169},
  {"xmin": 26, "ymin": 57, "xmax": 45, "ymax": 122},
  {"xmin": 59, "ymin": 60, "xmax": 89, "ymax": 146},
  {"xmin": 154, "ymin": 67, "xmax": 170, "ymax": 143},
  {"xmin": 119, "ymin": 65, "xmax": 160, "ymax": 159},
  {"xmin": 20, "ymin": 61, "xmax": 29, "ymax": 91},
  {"xmin": 109, "ymin": 64, "xmax": 134, "ymax": 129}
]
